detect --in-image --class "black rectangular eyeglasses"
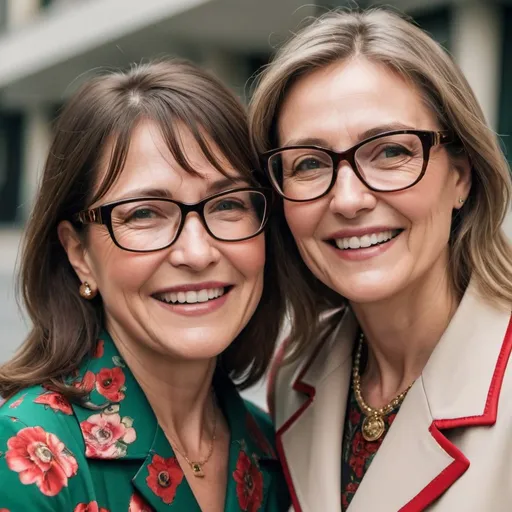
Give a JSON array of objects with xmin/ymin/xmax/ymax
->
[{"xmin": 73, "ymin": 187, "xmax": 273, "ymax": 253}]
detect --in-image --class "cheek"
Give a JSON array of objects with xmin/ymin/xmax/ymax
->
[
  {"xmin": 284, "ymin": 202, "xmax": 324, "ymax": 239},
  {"xmin": 225, "ymin": 236, "xmax": 265, "ymax": 281},
  {"xmin": 88, "ymin": 235, "xmax": 165, "ymax": 293}
]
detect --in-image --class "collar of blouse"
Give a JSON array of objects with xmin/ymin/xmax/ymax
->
[{"xmin": 69, "ymin": 331, "xmax": 279, "ymax": 511}]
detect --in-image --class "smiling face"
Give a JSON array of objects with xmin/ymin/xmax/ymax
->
[
  {"xmin": 276, "ymin": 58, "xmax": 471, "ymax": 304},
  {"xmin": 61, "ymin": 120, "xmax": 265, "ymax": 362}
]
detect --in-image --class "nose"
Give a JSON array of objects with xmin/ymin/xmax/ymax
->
[
  {"xmin": 168, "ymin": 213, "xmax": 221, "ymax": 271},
  {"xmin": 329, "ymin": 161, "xmax": 377, "ymax": 218}
]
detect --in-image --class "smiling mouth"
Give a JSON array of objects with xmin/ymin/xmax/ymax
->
[
  {"xmin": 330, "ymin": 229, "xmax": 404, "ymax": 250},
  {"xmin": 153, "ymin": 286, "xmax": 233, "ymax": 305}
]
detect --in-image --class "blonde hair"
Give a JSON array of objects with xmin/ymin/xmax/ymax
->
[{"xmin": 249, "ymin": 8, "xmax": 512, "ymax": 359}]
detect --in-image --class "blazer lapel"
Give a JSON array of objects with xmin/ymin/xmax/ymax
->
[
  {"xmin": 276, "ymin": 308, "xmax": 357, "ymax": 512},
  {"xmin": 348, "ymin": 282, "xmax": 512, "ymax": 511}
]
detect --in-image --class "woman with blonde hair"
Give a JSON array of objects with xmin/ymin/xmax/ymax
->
[
  {"xmin": 0, "ymin": 59, "xmax": 290, "ymax": 511},
  {"xmin": 250, "ymin": 8, "xmax": 512, "ymax": 512}
]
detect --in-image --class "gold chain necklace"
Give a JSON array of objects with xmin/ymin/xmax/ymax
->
[
  {"xmin": 353, "ymin": 332, "xmax": 413, "ymax": 442},
  {"xmin": 168, "ymin": 393, "xmax": 217, "ymax": 478}
]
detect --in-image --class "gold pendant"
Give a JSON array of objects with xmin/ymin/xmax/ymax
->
[
  {"xmin": 191, "ymin": 462, "xmax": 205, "ymax": 478},
  {"xmin": 362, "ymin": 415, "xmax": 385, "ymax": 442}
]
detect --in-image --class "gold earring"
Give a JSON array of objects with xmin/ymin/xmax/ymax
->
[
  {"xmin": 458, "ymin": 197, "xmax": 465, "ymax": 204},
  {"xmin": 79, "ymin": 282, "xmax": 97, "ymax": 300}
]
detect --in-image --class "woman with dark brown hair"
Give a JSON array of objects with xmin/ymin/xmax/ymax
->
[{"xmin": 0, "ymin": 59, "xmax": 289, "ymax": 512}]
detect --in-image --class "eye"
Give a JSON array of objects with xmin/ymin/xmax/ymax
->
[
  {"xmin": 378, "ymin": 145, "xmax": 412, "ymax": 159},
  {"xmin": 295, "ymin": 154, "xmax": 333, "ymax": 171},
  {"xmin": 127, "ymin": 208, "xmax": 157, "ymax": 221},
  {"xmin": 213, "ymin": 199, "xmax": 245, "ymax": 212}
]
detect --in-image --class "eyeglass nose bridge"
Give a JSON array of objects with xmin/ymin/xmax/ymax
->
[
  {"xmin": 326, "ymin": 145, "xmax": 369, "ymax": 192},
  {"xmin": 170, "ymin": 200, "xmax": 212, "ymax": 246}
]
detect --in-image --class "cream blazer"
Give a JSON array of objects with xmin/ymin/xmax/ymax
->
[{"xmin": 269, "ymin": 282, "xmax": 512, "ymax": 511}]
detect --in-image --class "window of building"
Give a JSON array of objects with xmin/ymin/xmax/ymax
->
[
  {"xmin": 498, "ymin": 6, "xmax": 512, "ymax": 165},
  {"xmin": 0, "ymin": 112, "xmax": 23, "ymax": 224}
]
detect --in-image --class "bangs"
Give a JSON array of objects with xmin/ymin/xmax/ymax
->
[{"xmin": 91, "ymin": 90, "xmax": 258, "ymax": 205}]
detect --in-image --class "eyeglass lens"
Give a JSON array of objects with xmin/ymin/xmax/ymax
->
[
  {"xmin": 110, "ymin": 190, "xmax": 268, "ymax": 251},
  {"xmin": 269, "ymin": 133, "xmax": 425, "ymax": 199}
]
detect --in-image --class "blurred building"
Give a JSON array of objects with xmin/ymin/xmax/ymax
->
[
  {"xmin": 0, "ymin": 0, "xmax": 509, "ymax": 402},
  {"xmin": 0, "ymin": 0, "xmax": 510, "ymax": 225}
]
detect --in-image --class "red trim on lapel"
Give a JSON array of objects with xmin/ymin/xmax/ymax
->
[
  {"xmin": 400, "ymin": 314, "xmax": 512, "ymax": 512},
  {"xmin": 267, "ymin": 337, "xmax": 290, "ymax": 419},
  {"xmin": 274, "ymin": 340, "xmax": 326, "ymax": 512}
]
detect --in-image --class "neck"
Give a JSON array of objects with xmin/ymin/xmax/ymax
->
[
  {"xmin": 108, "ymin": 324, "xmax": 217, "ymax": 452},
  {"xmin": 350, "ymin": 267, "xmax": 460, "ymax": 404}
]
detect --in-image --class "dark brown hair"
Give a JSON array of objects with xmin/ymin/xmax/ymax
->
[
  {"xmin": 0, "ymin": 59, "xmax": 285, "ymax": 399},
  {"xmin": 249, "ymin": 8, "xmax": 512, "ymax": 361}
]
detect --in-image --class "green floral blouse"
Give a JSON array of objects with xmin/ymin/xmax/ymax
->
[{"xmin": 0, "ymin": 332, "xmax": 290, "ymax": 512}]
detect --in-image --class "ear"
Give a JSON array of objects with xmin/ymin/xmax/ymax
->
[
  {"xmin": 452, "ymin": 153, "xmax": 472, "ymax": 209},
  {"xmin": 57, "ymin": 221, "xmax": 97, "ymax": 289}
]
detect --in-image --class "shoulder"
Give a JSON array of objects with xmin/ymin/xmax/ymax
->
[
  {"xmin": 0, "ymin": 385, "xmax": 80, "ymax": 439},
  {"xmin": 0, "ymin": 386, "xmax": 88, "ymax": 509}
]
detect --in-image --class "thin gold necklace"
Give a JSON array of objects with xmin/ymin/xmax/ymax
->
[
  {"xmin": 168, "ymin": 393, "xmax": 217, "ymax": 478},
  {"xmin": 353, "ymin": 332, "xmax": 413, "ymax": 442}
]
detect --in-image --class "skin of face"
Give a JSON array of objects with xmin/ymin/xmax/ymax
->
[
  {"xmin": 277, "ymin": 58, "xmax": 471, "ymax": 305},
  {"xmin": 59, "ymin": 120, "xmax": 265, "ymax": 363}
]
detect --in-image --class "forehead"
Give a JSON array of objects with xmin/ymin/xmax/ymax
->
[
  {"xmin": 95, "ymin": 120, "xmax": 242, "ymax": 201},
  {"xmin": 278, "ymin": 58, "xmax": 438, "ymax": 147}
]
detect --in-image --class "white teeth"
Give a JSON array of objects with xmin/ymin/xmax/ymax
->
[
  {"xmin": 335, "ymin": 230, "xmax": 400, "ymax": 250},
  {"xmin": 349, "ymin": 236, "xmax": 360, "ymax": 249},
  {"xmin": 156, "ymin": 287, "xmax": 226, "ymax": 304},
  {"xmin": 197, "ymin": 290, "xmax": 209, "ymax": 302},
  {"xmin": 186, "ymin": 291, "xmax": 197, "ymax": 303}
]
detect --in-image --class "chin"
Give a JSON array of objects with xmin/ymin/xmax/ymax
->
[
  {"xmin": 327, "ymin": 271, "xmax": 410, "ymax": 305},
  {"xmin": 155, "ymin": 325, "xmax": 241, "ymax": 361}
]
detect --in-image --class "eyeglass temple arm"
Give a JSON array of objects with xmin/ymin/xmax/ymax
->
[
  {"xmin": 73, "ymin": 208, "xmax": 103, "ymax": 225},
  {"xmin": 436, "ymin": 131, "xmax": 453, "ymax": 145}
]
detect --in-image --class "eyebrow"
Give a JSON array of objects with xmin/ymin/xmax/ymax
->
[
  {"xmin": 110, "ymin": 177, "xmax": 249, "ymax": 202},
  {"xmin": 283, "ymin": 122, "xmax": 416, "ymax": 148}
]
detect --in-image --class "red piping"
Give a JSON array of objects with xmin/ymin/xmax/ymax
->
[
  {"xmin": 400, "ymin": 314, "xmax": 512, "ymax": 511},
  {"xmin": 274, "ymin": 339, "xmax": 326, "ymax": 512}
]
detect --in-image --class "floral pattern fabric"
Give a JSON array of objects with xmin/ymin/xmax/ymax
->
[
  {"xmin": 341, "ymin": 382, "xmax": 399, "ymax": 511},
  {"xmin": 0, "ymin": 331, "xmax": 289, "ymax": 512}
]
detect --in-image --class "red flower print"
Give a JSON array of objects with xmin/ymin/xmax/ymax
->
[
  {"xmin": 73, "ymin": 502, "xmax": 109, "ymax": 512},
  {"xmin": 5, "ymin": 426, "xmax": 78, "ymax": 496},
  {"xmin": 342, "ymin": 482, "xmax": 358, "ymax": 509},
  {"xmin": 0, "ymin": 396, "xmax": 6, "ymax": 408},
  {"xmin": 348, "ymin": 408, "xmax": 361, "ymax": 424},
  {"xmin": 233, "ymin": 450, "xmax": 264, "ymax": 512},
  {"xmin": 0, "ymin": 509, "xmax": 11, "ymax": 512},
  {"xmin": 349, "ymin": 431, "xmax": 380, "ymax": 478},
  {"xmin": 34, "ymin": 392, "xmax": 73, "ymax": 415},
  {"xmin": 129, "ymin": 493, "xmax": 153, "ymax": 512},
  {"xmin": 80, "ymin": 412, "xmax": 136, "ymax": 459},
  {"xmin": 9, "ymin": 394, "xmax": 26, "ymax": 409},
  {"xmin": 146, "ymin": 454, "xmax": 184, "ymax": 505},
  {"xmin": 245, "ymin": 413, "xmax": 276, "ymax": 458},
  {"xmin": 348, "ymin": 454, "xmax": 365, "ymax": 478},
  {"xmin": 73, "ymin": 371, "xmax": 95, "ymax": 393},
  {"xmin": 93, "ymin": 339, "xmax": 105, "ymax": 359},
  {"xmin": 95, "ymin": 368, "xmax": 126, "ymax": 402}
]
